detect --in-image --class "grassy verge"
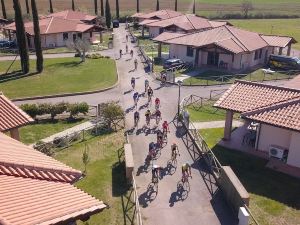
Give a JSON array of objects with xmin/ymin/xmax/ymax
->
[
  {"xmin": 19, "ymin": 118, "xmax": 87, "ymax": 144},
  {"xmin": 199, "ymin": 128, "xmax": 300, "ymax": 225},
  {"xmin": 0, "ymin": 57, "xmax": 118, "ymax": 99},
  {"xmin": 187, "ymin": 102, "xmax": 226, "ymax": 122},
  {"xmin": 183, "ymin": 69, "xmax": 297, "ymax": 85},
  {"xmin": 54, "ymin": 131, "xmax": 133, "ymax": 225}
]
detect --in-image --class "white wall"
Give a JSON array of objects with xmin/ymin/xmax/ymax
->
[
  {"xmin": 169, "ymin": 44, "xmax": 195, "ymax": 64},
  {"xmin": 257, "ymin": 124, "xmax": 292, "ymax": 152},
  {"xmin": 287, "ymin": 132, "xmax": 300, "ymax": 168}
]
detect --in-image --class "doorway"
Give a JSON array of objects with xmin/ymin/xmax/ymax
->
[{"xmin": 207, "ymin": 52, "xmax": 219, "ymax": 66}]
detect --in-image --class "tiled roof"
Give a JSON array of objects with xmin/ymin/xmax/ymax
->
[
  {"xmin": 137, "ymin": 9, "xmax": 182, "ymax": 20},
  {"xmin": 154, "ymin": 25, "xmax": 269, "ymax": 53},
  {"xmin": 285, "ymin": 74, "xmax": 300, "ymax": 89},
  {"xmin": 0, "ymin": 94, "xmax": 33, "ymax": 131},
  {"xmin": 260, "ymin": 35, "xmax": 296, "ymax": 48},
  {"xmin": 47, "ymin": 10, "xmax": 97, "ymax": 22},
  {"xmin": 0, "ymin": 175, "xmax": 106, "ymax": 225},
  {"xmin": 131, "ymin": 12, "xmax": 145, "ymax": 18},
  {"xmin": 139, "ymin": 19, "xmax": 160, "ymax": 25},
  {"xmin": 214, "ymin": 80, "xmax": 300, "ymax": 113},
  {"xmin": 241, "ymin": 97, "xmax": 300, "ymax": 132},
  {"xmin": 5, "ymin": 17, "xmax": 94, "ymax": 36},
  {"xmin": 0, "ymin": 132, "xmax": 81, "ymax": 182},
  {"xmin": 153, "ymin": 31, "xmax": 187, "ymax": 42}
]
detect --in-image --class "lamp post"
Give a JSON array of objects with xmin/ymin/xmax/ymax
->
[{"xmin": 177, "ymin": 80, "xmax": 183, "ymax": 116}]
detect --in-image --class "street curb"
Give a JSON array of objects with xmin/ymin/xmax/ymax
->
[{"xmin": 12, "ymin": 60, "xmax": 120, "ymax": 102}]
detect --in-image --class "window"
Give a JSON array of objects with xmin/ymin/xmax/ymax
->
[
  {"xmin": 63, "ymin": 33, "xmax": 68, "ymax": 40},
  {"xmin": 90, "ymin": 31, "xmax": 93, "ymax": 38},
  {"xmin": 259, "ymin": 49, "xmax": 262, "ymax": 59},
  {"xmin": 186, "ymin": 46, "xmax": 194, "ymax": 57},
  {"xmin": 73, "ymin": 34, "xmax": 77, "ymax": 41},
  {"xmin": 78, "ymin": 33, "xmax": 82, "ymax": 39},
  {"xmin": 254, "ymin": 50, "xmax": 259, "ymax": 60}
]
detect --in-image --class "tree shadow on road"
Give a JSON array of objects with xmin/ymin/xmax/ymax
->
[{"xmin": 139, "ymin": 182, "xmax": 158, "ymax": 208}]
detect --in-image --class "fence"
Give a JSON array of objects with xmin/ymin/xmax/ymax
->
[{"xmin": 179, "ymin": 94, "xmax": 259, "ymax": 225}]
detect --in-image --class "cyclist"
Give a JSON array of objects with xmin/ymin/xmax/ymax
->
[
  {"xmin": 126, "ymin": 34, "xmax": 128, "ymax": 42},
  {"xmin": 161, "ymin": 73, "xmax": 167, "ymax": 85},
  {"xmin": 152, "ymin": 165, "xmax": 161, "ymax": 183},
  {"xmin": 131, "ymin": 77, "xmax": 135, "ymax": 90},
  {"xmin": 155, "ymin": 109, "xmax": 161, "ymax": 125},
  {"xmin": 145, "ymin": 109, "xmax": 151, "ymax": 125},
  {"xmin": 181, "ymin": 162, "xmax": 192, "ymax": 181},
  {"xmin": 147, "ymin": 86, "xmax": 153, "ymax": 103},
  {"xmin": 126, "ymin": 44, "xmax": 128, "ymax": 53},
  {"xmin": 148, "ymin": 141, "xmax": 156, "ymax": 158},
  {"xmin": 130, "ymin": 49, "xmax": 134, "ymax": 58},
  {"xmin": 156, "ymin": 129, "xmax": 163, "ymax": 147},
  {"xmin": 133, "ymin": 92, "xmax": 139, "ymax": 108},
  {"xmin": 162, "ymin": 121, "xmax": 169, "ymax": 138},
  {"xmin": 119, "ymin": 49, "xmax": 122, "ymax": 58},
  {"xmin": 144, "ymin": 79, "xmax": 149, "ymax": 93},
  {"xmin": 134, "ymin": 111, "xmax": 140, "ymax": 127},
  {"xmin": 171, "ymin": 143, "xmax": 180, "ymax": 160},
  {"xmin": 155, "ymin": 97, "xmax": 160, "ymax": 110},
  {"xmin": 134, "ymin": 59, "xmax": 138, "ymax": 70}
]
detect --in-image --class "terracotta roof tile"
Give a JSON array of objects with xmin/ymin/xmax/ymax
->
[
  {"xmin": 0, "ymin": 132, "xmax": 81, "ymax": 182},
  {"xmin": 0, "ymin": 175, "xmax": 106, "ymax": 225},
  {"xmin": 0, "ymin": 94, "xmax": 33, "ymax": 131},
  {"xmin": 214, "ymin": 80, "xmax": 300, "ymax": 113},
  {"xmin": 47, "ymin": 10, "xmax": 97, "ymax": 22},
  {"xmin": 136, "ymin": 9, "xmax": 182, "ymax": 20},
  {"xmin": 153, "ymin": 31, "xmax": 188, "ymax": 42},
  {"xmin": 260, "ymin": 35, "xmax": 296, "ymax": 48},
  {"xmin": 285, "ymin": 74, "xmax": 300, "ymax": 90}
]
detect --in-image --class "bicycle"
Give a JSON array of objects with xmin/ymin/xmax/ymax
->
[
  {"xmin": 146, "ymin": 116, "xmax": 150, "ymax": 126},
  {"xmin": 134, "ymin": 98, "xmax": 138, "ymax": 109},
  {"xmin": 148, "ymin": 95, "xmax": 152, "ymax": 105},
  {"xmin": 181, "ymin": 173, "xmax": 191, "ymax": 192},
  {"xmin": 131, "ymin": 82, "xmax": 135, "ymax": 90},
  {"xmin": 163, "ymin": 129, "xmax": 169, "ymax": 140},
  {"xmin": 155, "ymin": 102, "xmax": 160, "ymax": 110},
  {"xmin": 145, "ymin": 84, "xmax": 149, "ymax": 93},
  {"xmin": 156, "ymin": 116, "xmax": 161, "ymax": 125},
  {"xmin": 134, "ymin": 117, "xmax": 139, "ymax": 127}
]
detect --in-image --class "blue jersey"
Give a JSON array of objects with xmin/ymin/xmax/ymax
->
[{"xmin": 133, "ymin": 92, "xmax": 139, "ymax": 100}]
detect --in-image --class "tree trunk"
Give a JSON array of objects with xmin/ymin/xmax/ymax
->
[
  {"xmin": 116, "ymin": 0, "xmax": 119, "ymax": 19},
  {"xmin": 156, "ymin": 0, "xmax": 159, "ymax": 11},
  {"xmin": 100, "ymin": 0, "xmax": 104, "ymax": 16},
  {"xmin": 100, "ymin": 31, "xmax": 103, "ymax": 43},
  {"xmin": 25, "ymin": 0, "xmax": 30, "ymax": 14},
  {"xmin": 72, "ymin": 0, "xmax": 75, "ymax": 11},
  {"xmin": 31, "ymin": 0, "xmax": 43, "ymax": 73},
  {"xmin": 105, "ymin": 0, "xmax": 111, "ymax": 28},
  {"xmin": 94, "ymin": 0, "xmax": 98, "ymax": 15},
  {"xmin": 175, "ymin": 0, "xmax": 177, "ymax": 11},
  {"xmin": 49, "ymin": 0, "xmax": 53, "ymax": 13},
  {"xmin": 1, "ymin": 0, "xmax": 7, "ymax": 19},
  {"xmin": 13, "ymin": 0, "xmax": 29, "ymax": 74},
  {"xmin": 193, "ymin": 0, "xmax": 195, "ymax": 14},
  {"xmin": 136, "ymin": 0, "xmax": 139, "ymax": 13}
]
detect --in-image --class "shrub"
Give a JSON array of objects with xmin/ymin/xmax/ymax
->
[
  {"xmin": 99, "ymin": 101, "xmax": 124, "ymax": 127},
  {"xmin": 104, "ymin": 56, "xmax": 110, "ymax": 58},
  {"xmin": 37, "ymin": 103, "xmax": 52, "ymax": 115},
  {"xmin": 34, "ymin": 141, "xmax": 53, "ymax": 156},
  {"xmin": 78, "ymin": 102, "xmax": 89, "ymax": 114},
  {"xmin": 20, "ymin": 104, "xmax": 39, "ymax": 119},
  {"xmin": 67, "ymin": 102, "xmax": 88, "ymax": 118},
  {"xmin": 50, "ymin": 102, "xmax": 68, "ymax": 120}
]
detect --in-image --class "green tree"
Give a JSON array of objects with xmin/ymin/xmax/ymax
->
[
  {"xmin": 99, "ymin": 101, "xmax": 124, "ymax": 129},
  {"xmin": 25, "ymin": 0, "xmax": 30, "ymax": 14},
  {"xmin": 94, "ymin": 0, "xmax": 98, "ymax": 15},
  {"xmin": 100, "ymin": 0, "xmax": 104, "ymax": 16},
  {"xmin": 0, "ymin": 0, "xmax": 6, "ymax": 19},
  {"xmin": 13, "ymin": 0, "xmax": 29, "ymax": 74},
  {"xmin": 82, "ymin": 144, "xmax": 90, "ymax": 175},
  {"xmin": 72, "ymin": 0, "xmax": 75, "ymax": 11},
  {"xmin": 116, "ymin": 0, "xmax": 119, "ymax": 19},
  {"xmin": 175, "ymin": 0, "xmax": 177, "ymax": 11},
  {"xmin": 49, "ymin": 0, "xmax": 53, "ymax": 13},
  {"xmin": 105, "ymin": 0, "xmax": 111, "ymax": 28},
  {"xmin": 136, "ymin": 0, "xmax": 139, "ymax": 12},
  {"xmin": 156, "ymin": 0, "xmax": 159, "ymax": 11},
  {"xmin": 31, "ymin": 0, "xmax": 43, "ymax": 73}
]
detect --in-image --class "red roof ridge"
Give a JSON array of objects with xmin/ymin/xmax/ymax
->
[
  {"xmin": 45, "ymin": 16, "xmax": 54, "ymax": 34},
  {"xmin": 223, "ymin": 25, "xmax": 250, "ymax": 52},
  {"xmin": 185, "ymin": 14, "xmax": 196, "ymax": 30}
]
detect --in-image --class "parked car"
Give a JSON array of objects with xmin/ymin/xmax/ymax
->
[
  {"xmin": 0, "ymin": 40, "xmax": 16, "ymax": 48},
  {"xmin": 163, "ymin": 58, "xmax": 184, "ymax": 69},
  {"xmin": 268, "ymin": 54, "xmax": 300, "ymax": 70},
  {"xmin": 112, "ymin": 20, "xmax": 119, "ymax": 28}
]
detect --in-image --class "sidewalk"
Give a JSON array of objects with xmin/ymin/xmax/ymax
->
[{"xmin": 191, "ymin": 120, "xmax": 244, "ymax": 130}]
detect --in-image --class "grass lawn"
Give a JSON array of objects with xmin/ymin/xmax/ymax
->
[
  {"xmin": 55, "ymin": 131, "xmax": 133, "ymax": 225},
  {"xmin": 229, "ymin": 19, "xmax": 300, "ymax": 50},
  {"xmin": 183, "ymin": 69, "xmax": 296, "ymax": 85},
  {"xmin": 199, "ymin": 128, "xmax": 300, "ymax": 225},
  {"xmin": 0, "ymin": 57, "xmax": 117, "ymax": 99},
  {"xmin": 19, "ymin": 118, "xmax": 87, "ymax": 144}
]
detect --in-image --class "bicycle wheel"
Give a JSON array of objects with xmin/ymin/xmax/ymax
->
[{"xmin": 183, "ymin": 180, "xmax": 190, "ymax": 192}]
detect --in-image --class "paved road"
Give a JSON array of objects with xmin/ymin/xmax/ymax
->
[{"xmin": 11, "ymin": 24, "xmax": 289, "ymax": 225}]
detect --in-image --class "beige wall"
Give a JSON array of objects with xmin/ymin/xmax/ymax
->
[
  {"xmin": 169, "ymin": 44, "xmax": 195, "ymax": 64},
  {"xmin": 149, "ymin": 27, "xmax": 160, "ymax": 38},
  {"xmin": 287, "ymin": 132, "xmax": 300, "ymax": 168},
  {"xmin": 257, "ymin": 124, "xmax": 292, "ymax": 152}
]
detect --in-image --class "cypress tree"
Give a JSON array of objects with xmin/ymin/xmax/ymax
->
[
  {"xmin": 156, "ymin": 0, "xmax": 159, "ymax": 11},
  {"xmin": 49, "ymin": 0, "xmax": 53, "ymax": 13},
  {"xmin": 116, "ymin": 0, "xmax": 119, "ymax": 19},
  {"xmin": 193, "ymin": 0, "xmax": 195, "ymax": 14},
  {"xmin": 13, "ymin": 0, "xmax": 29, "ymax": 74},
  {"xmin": 25, "ymin": 0, "xmax": 30, "ymax": 14},
  {"xmin": 94, "ymin": 0, "xmax": 98, "ymax": 15},
  {"xmin": 100, "ymin": 0, "xmax": 104, "ymax": 16},
  {"xmin": 105, "ymin": 0, "xmax": 111, "ymax": 28},
  {"xmin": 72, "ymin": 0, "xmax": 75, "ymax": 11},
  {"xmin": 175, "ymin": 0, "xmax": 177, "ymax": 11},
  {"xmin": 31, "ymin": 0, "xmax": 43, "ymax": 73},
  {"xmin": 1, "ymin": 0, "xmax": 7, "ymax": 19},
  {"xmin": 136, "ymin": 0, "xmax": 139, "ymax": 13}
]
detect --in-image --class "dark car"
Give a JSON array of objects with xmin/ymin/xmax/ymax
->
[
  {"xmin": 268, "ymin": 54, "xmax": 300, "ymax": 70},
  {"xmin": 0, "ymin": 40, "xmax": 16, "ymax": 48},
  {"xmin": 163, "ymin": 58, "xmax": 184, "ymax": 69},
  {"xmin": 112, "ymin": 20, "xmax": 119, "ymax": 28}
]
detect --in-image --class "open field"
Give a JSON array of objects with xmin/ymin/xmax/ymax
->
[
  {"xmin": 199, "ymin": 128, "xmax": 300, "ymax": 225},
  {"xmin": 0, "ymin": 57, "xmax": 117, "ymax": 99},
  {"xmin": 2, "ymin": 0, "xmax": 300, "ymax": 19},
  {"xmin": 229, "ymin": 19, "xmax": 300, "ymax": 50},
  {"xmin": 54, "ymin": 131, "xmax": 133, "ymax": 225}
]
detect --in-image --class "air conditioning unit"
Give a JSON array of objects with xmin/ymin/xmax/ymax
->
[{"xmin": 269, "ymin": 145, "xmax": 286, "ymax": 160}]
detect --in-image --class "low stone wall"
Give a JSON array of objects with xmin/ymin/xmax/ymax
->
[{"xmin": 124, "ymin": 143, "xmax": 134, "ymax": 182}]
